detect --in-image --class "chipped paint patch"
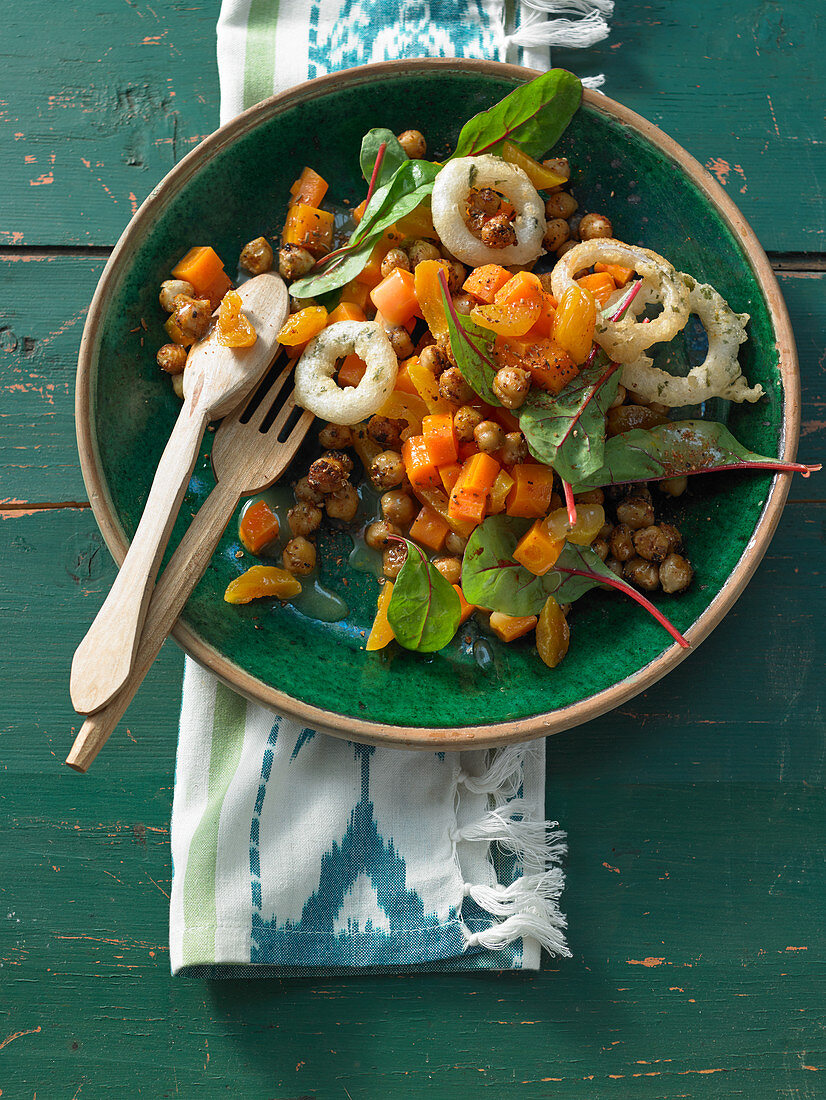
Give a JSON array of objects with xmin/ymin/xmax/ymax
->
[{"xmin": 628, "ymin": 956, "xmax": 665, "ymax": 967}]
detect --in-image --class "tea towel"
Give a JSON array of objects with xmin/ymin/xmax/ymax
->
[{"xmin": 170, "ymin": 0, "xmax": 612, "ymax": 976}]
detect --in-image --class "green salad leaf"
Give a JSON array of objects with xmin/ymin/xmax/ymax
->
[
  {"xmin": 387, "ymin": 539, "xmax": 462, "ymax": 653},
  {"xmin": 461, "ymin": 515, "xmax": 554, "ymax": 617},
  {"xmin": 439, "ymin": 276, "xmax": 500, "ymax": 405},
  {"xmin": 452, "ymin": 69, "xmax": 582, "ymax": 160},
  {"xmin": 359, "ymin": 128, "xmax": 408, "ymax": 187},
  {"xmin": 569, "ymin": 420, "xmax": 820, "ymax": 492},
  {"xmin": 547, "ymin": 543, "xmax": 618, "ymax": 603}
]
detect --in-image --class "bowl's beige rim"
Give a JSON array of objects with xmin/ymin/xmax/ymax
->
[{"xmin": 76, "ymin": 58, "xmax": 799, "ymax": 750}]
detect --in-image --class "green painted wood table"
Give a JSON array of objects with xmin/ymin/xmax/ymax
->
[{"xmin": 1, "ymin": 2, "xmax": 824, "ymax": 1096}]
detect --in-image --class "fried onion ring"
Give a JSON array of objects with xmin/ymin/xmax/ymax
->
[
  {"xmin": 431, "ymin": 155, "xmax": 546, "ymax": 267},
  {"xmin": 620, "ymin": 275, "xmax": 763, "ymax": 406},
  {"xmin": 551, "ymin": 239, "xmax": 690, "ymax": 363},
  {"xmin": 294, "ymin": 320, "xmax": 398, "ymax": 425}
]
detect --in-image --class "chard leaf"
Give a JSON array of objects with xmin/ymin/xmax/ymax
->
[
  {"xmin": 545, "ymin": 543, "xmax": 618, "ymax": 603},
  {"xmin": 519, "ymin": 352, "xmax": 620, "ymax": 483},
  {"xmin": 291, "ymin": 159, "xmax": 440, "ymax": 298},
  {"xmin": 439, "ymin": 278, "xmax": 500, "ymax": 405},
  {"xmin": 461, "ymin": 515, "xmax": 555, "ymax": 617},
  {"xmin": 387, "ymin": 539, "xmax": 462, "ymax": 653},
  {"xmin": 453, "ymin": 69, "xmax": 582, "ymax": 160},
  {"xmin": 359, "ymin": 128, "xmax": 408, "ymax": 186},
  {"xmin": 570, "ymin": 420, "xmax": 820, "ymax": 492}
]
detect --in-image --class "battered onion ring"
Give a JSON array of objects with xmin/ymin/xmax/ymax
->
[
  {"xmin": 430, "ymin": 155, "xmax": 546, "ymax": 267},
  {"xmin": 551, "ymin": 239, "xmax": 690, "ymax": 363},
  {"xmin": 620, "ymin": 275, "xmax": 763, "ymax": 406},
  {"xmin": 294, "ymin": 320, "xmax": 398, "ymax": 425}
]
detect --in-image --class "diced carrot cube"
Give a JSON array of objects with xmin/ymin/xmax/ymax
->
[
  {"xmin": 282, "ymin": 204, "xmax": 335, "ymax": 257},
  {"xmin": 172, "ymin": 246, "xmax": 232, "ymax": 307},
  {"xmin": 327, "ymin": 301, "xmax": 366, "ymax": 325},
  {"xmin": 463, "ymin": 264, "xmax": 512, "ymax": 304},
  {"xmin": 337, "ymin": 353, "xmax": 367, "ymax": 388},
  {"xmin": 422, "ymin": 412, "xmax": 458, "ymax": 466},
  {"xmin": 458, "ymin": 440, "xmax": 480, "ymax": 462},
  {"xmin": 489, "ymin": 611, "xmax": 538, "ymax": 643},
  {"xmin": 507, "ymin": 464, "xmax": 556, "ymax": 518},
  {"xmin": 490, "ymin": 405, "xmax": 520, "ymax": 435},
  {"xmin": 497, "ymin": 335, "xmax": 578, "ymax": 396},
  {"xmin": 453, "ymin": 585, "xmax": 476, "ymax": 625},
  {"xmin": 394, "ymin": 356, "xmax": 420, "ymax": 395},
  {"xmin": 577, "ymin": 271, "xmax": 617, "ymax": 308},
  {"xmin": 371, "ymin": 268, "xmax": 421, "ymax": 327},
  {"xmin": 513, "ymin": 519, "xmax": 565, "ymax": 576},
  {"xmin": 448, "ymin": 486, "xmax": 487, "ymax": 526},
  {"xmin": 409, "ymin": 505, "xmax": 450, "ymax": 553},
  {"xmin": 239, "ymin": 500, "xmax": 281, "ymax": 554},
  {"xmin": 439, "ymin": 462, "xmax": 462, "ymax": 493},
  {"xmin": 366, "ymin": 581, "xmax": 395, "ymax": 651},
  {"xmin": 289, "ymin": 167, "xmax": 329, "ymax": 209},
  {"xmin": 448, "ymin": 452, "xmax": 501, "ymax": 525},
  {"xmin": 527, "ymin": 293, "xmax": 557, "ymax": 339},
  {"xmin": 402, "ymin": 435, "xmax": 441, "ymax": 490},
  {"xmin": 595, "ymin": 261, "xmax": 633, "ymax": 287}
]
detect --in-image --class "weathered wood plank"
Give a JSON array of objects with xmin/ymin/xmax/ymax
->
[
  {"xmin": 0, "ymin": 505, "xmax": 823, "ymax": 1095},
  {"xmin": 1, "ymin": 2, "xmax": 823, "ymax": 252}
]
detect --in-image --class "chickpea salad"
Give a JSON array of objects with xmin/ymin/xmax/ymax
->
[{"xmin": 155, "ymin": 70, "xmax": 819, "ymax": 670}]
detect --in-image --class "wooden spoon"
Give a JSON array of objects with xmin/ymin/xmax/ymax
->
[
  {"xmin": 66, "ymin": 358, "xmax": 314, "ymax": 771},
  {"xmin": 69, "ymin": 272, "xmax": 288, "ymax": 716}
]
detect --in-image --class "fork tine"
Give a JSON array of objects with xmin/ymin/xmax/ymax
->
[{"xmin": 245, "ymin": 357, "xmax": 295, "ymax": 431}]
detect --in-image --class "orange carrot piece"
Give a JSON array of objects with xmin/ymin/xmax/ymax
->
[
  {"xmin": 457, "ymin": 440, "xmax": 480, "ymax": 463},
  {"xmin": 337, "ymin": 353, "xmax": 367, "ymax": 388},
  {"xmin": 327, "ymin": 301, "xmax": 366, "ymax": 325},
  {"xmin": 577, "ymin": 271, "xmax": 617, "ymax": 308},
  {"xmin": 172, "ymin": 246, "xmax": 232, "ymax": 306},
  {"xmin": 289, "ymin": 167, "xmax": 329, "ymax": 209},
  {"xmin": 595, "ymin": 261, "xmax": 633, "ymax": 287},
  {"xmin": 370, "ymin": 267, "xmax": 421, "ymax": 327},
  {"xmin": 527, "ymin": 293, "xmax": 557, "ymax": 339},
  {"xmin": 402, "ymin": 435, "xmax": 442, "ymax": 490},
  {"xmin": 239, "ymin": 500, "xmax": 281, "ymax": 554},
  {"xmin": 449, "ymin": 452, "xmax": 500, "ymax": 525},
  {"xmin": 513, "ymin": 519, "xmax": 565, "ymax": 576},
  {"xmin": 506, "ymin": 464, "xmax": 556, "ymax": 518},
  {"xmin": 490, "ymin": 405, "xmax": 520, "ymax": 435},
  {"xmin": 489, "ymin": 611, "xmax": 538, "ymax": 643},
  {"xmin": 422, "ymin": 412, "xmax": 459, "ymax": 466},
  {"xmin": 409, "ymin": 505, "xmax": 450, "ymax": 553},
  {"xmin": 282, "ymin": 204, "xmax": 335, "ymax": 257},
  {"xmin": 526, "ymin": 341, "xmax": 579, "ymax": 395},
  {"xmin": 355, "ymin": 225, "xmax": 406, "ymax": 287},
  {"xmin": 439, "ymin": 462, "xmax": 463, "ymax": 493},
  {"xmin": 463, "ymin": 264, "xmax": 512, "ymax": 304},
  {"xmin": 453, "ymin": 585, "xmax": 477, "ymax": 625}
]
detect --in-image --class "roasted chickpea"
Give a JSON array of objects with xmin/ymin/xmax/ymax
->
[
  {"xmin": 369, "ymin": 450, "xmax": 405, "ymax": 490},
  {"xmin": 288, "ymin": 500, "xmax": 323, "ymax": 537},
  {"xmin": 467, "ymin": 187, "xmax": 502, "ymax": 216},
  {"xmin": 326, "ymin": 483, "xmax": 359, "ymax": 522},
  {"xmin": 610, "ymin": 383, "xmax": 627, "ymax": 409},
  {"xmin": 308, "ymin": 453, "xmax": 349, "ymax": 494},
  {"xmin": 481, "ymin": 213, "xmax": 518, "ymax": 249},
  {"xmin": 493, "ymin": 366, "xmax": 531, "ymax": 410},
  {"xmin": 556, "ymin": 239, "xmax": 578, "ymax": 259},
  {"xmin": 381, "ymin": 490, "xmax": 417, "ymax": 528},
  {"xmin": 435, "ymin": 331, "xmax": 457, "ymax": 367},
  {"xmin": 453, "ymin": 293, "xmax": 476, "ymax": 316},
  {"xmin": 659, "ymin": 523, "xmax": 682, "ymax": 554},
  {"xmin": 397, "ymin": 129, "xmax": 426, "ymax": 158},
  {"xmin": 367, "ymin": 415, "xmax": 404, "ymax": 450},
  {"xmin": 294, "ymin": 475, "xmax": 325, "ymax": 505},
  {"xmin": 419, "ymin": 343, "xmax": 448, "ymax": 376},
  {"xmin": 171, "ymin": 372, "xmax": 185, "ymax": 400},
  {"xmin": 433, "ymin": 556, "xmax": 462, "ymax": 586},
  {"xmin": 544, "ymin": 192, "xmax": 578, "ymax": 220},
  {"xmin": 574, "ymin": 488, "xmax": 604, "ymax": 506},
  {"xmin": 318, "ymin": 423, "xmax": 353, "ymax": 450},
  {"xmin": 541, "ymin": 156, "xmax": 570, "ymax": 181},
  {"xmin": 608, "ymin": 523, "xmax": 635, "ymax": 562},
  {"xmin": 278, "ymin": 243, "xmax": 315, "ymax": 281},
  {"xmin": 445, "ymin": 531, "xmax": 468, "ymax": 557},
  {"xmin": 578, "ymin": 212, "xmax": 613, "ymax": 240},
  {"xmin": 500, "ymin": 431, "xmax": 528, "ymax": 466},
  {"xmin": 382, "ymin": 543, "xmax": 408, "ymax": 579},
  {"xmin": 380, "ymin": 248, "xmax": 411, "ymax": 279},
  {"xmin": 366, "ymin": 520, "xmax": 400, "ymax": 551},
  {"xmin": 407, "ymin": 239, "xmax": 441, "ymax": 267},
  {"xmin": 171, "ymin": 295, "xmax": 212, "ymax": 342},
  {"xmin": 383, "ymin": 324, "xmax": 415, "ymax": 359},
  {"xmin": 659, "ymin": 552, "xmax": 694, "ymax": 594},
  {"xmin": 282, "ymin": 536, "xmax": 316, "ymax": 576},
  {"xmin": 159, "ymin": 279, "xmax": 194, "ymax": 312},
  {"xmin": 442, "ymin": 259, "xmax": 466, "ymax": 294},
  {"xmin": 616, "ymin": 496, "xmax": 655, "ymax": 530},
  {"xmin": 592, "ymin": 537, "xmax": 610, "ymax": 562},
  {"xmin": 439, "ymin": 367, "xmax": 475, "ymax": 405},
  {"xmin": 157, "ymin": 343, "xmax": 187, "ymax": 375},
  {"xmin": 623, "ymin": 555, "xmax": 659, "ymax": 591},
  {"xmin": 453, "ymin": 405, "xmax": 484, "ymax": 442},
  {"xmin": 633, "ymin": 524, "xmax": 670, "ymax": 563},
  {"xmin": 240, "ymin": 236, "xmax": 274, "ymax": 275},
  {"xmin": 543, "ymin": 218, "xmax": 570, "ymax": 252},
  {"xmin": 474, "ymin": 420, "xmax": 505, "ymax": 454},
  {"xmin": 660, "ymin": 475, "xmax": 688, "ymax": 498}
]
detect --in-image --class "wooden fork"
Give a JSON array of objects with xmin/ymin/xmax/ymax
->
[{"xmin": 65, "ymin": 356, "xmax": 314, "ymax": 772}]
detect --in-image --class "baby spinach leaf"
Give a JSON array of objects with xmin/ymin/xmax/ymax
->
[
  {"xmin": 290, "ymin": 159, "xmax": 440, "ymax": 298},
  {"xmin": 570, "ymin": 420, "xmax": 821, "ymax": 492},
  {"xmin": 439, "ymin": 276, "xmax": 500, "ymax": 405},
  {"xmin": 453, "ymin": 69, "xmax": 582, "ymax": 160},
  {"xmin": 461, "ymin": 515, "xmax": 556, "ymax": 617},
  {"xmin": 359, "ymin": 128, "xmax": 408, "ymax": 186},
  {"xmin": 387, "ymin": 539, "xmax": 462, "ymax": 653},
  {"xmin": 519, "ymin": 353, "xmax": 620, "ymax": 484}
]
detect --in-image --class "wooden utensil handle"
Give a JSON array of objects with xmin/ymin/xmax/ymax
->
[
  {"xmin": 66, "ymin": 477, "xmax": 241, "ymax": 772},
  {"xmin": 70, "ymin": 402, "xmax": 210, "ymax": 716}
]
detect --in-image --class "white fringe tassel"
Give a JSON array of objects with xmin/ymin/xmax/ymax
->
[
  {"xmin": 455, "ymin": 748, "xmax": 571, "ymax": 959},
  {"xmin": 501, "ymin": 0, "xmax": 613, "ymax": 88}
]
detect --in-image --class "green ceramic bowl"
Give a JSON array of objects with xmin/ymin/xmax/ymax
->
[{"xmin": 76, "ymin": 59, "xmax": 799, "ymax": 749}]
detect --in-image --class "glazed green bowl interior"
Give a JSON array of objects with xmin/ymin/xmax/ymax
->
[{"xmin": 87, "ymin": 64, "xmax": 786, "ymax": 737}]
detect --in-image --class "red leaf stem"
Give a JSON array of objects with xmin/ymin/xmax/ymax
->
[
  {"xmin": 562, "ymin": 479, "xmax": 577, "ymax": 526},
  {"xmin": 557, "ymin": 566, "xmax": 691, "ymax": 649},
  {"xmin": 609, "ymin": 278, "xmax": 643, "ymax": 322}
]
